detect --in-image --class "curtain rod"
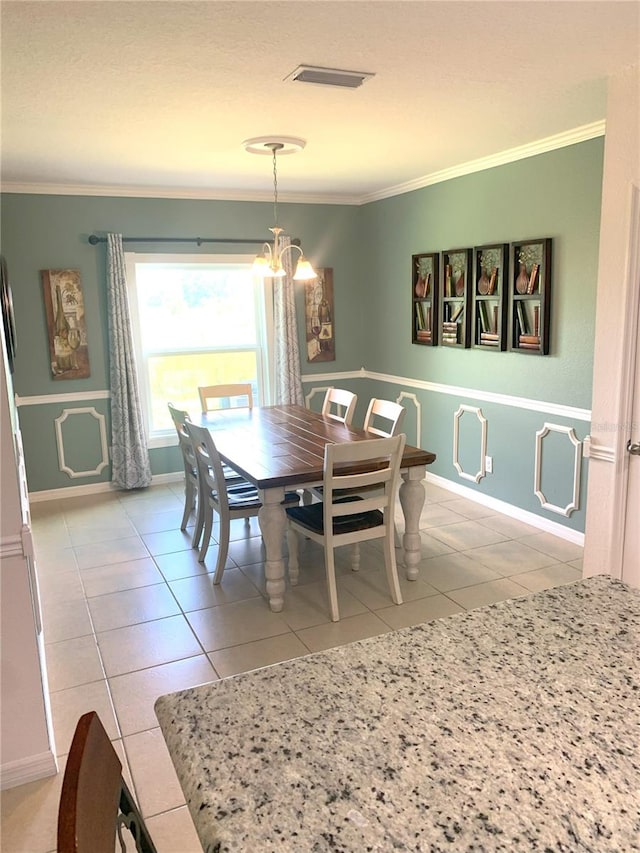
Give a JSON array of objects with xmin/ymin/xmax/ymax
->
[{"xmin": 88, "ymin": 234, "xmax": 301, "ymax": 246}]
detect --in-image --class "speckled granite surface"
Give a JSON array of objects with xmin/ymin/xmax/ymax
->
[{"xmin": 155, "ymin": 576, "xmax": 640, "ymax": 852}]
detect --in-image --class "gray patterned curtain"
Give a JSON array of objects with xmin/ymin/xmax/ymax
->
[
  {"xmin": 106, "ymin": 233, "xmax": 152, "ymax": 489},
  {"xmin": 273, "ymin": 235, "xmax": 304, "ymax": 405}
]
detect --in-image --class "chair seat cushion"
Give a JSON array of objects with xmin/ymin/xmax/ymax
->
[
  {"xmin": 286, "ymin": 496, "xmax": 383, "ymax": 534},
  {"xmin": 215, "ymin": 486, "xmax": 300, "ymax": 510}
]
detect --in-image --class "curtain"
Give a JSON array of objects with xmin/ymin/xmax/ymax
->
[
  {"xmin": 273, "ymin": 235, "xmax": 304, "ymax": 405},
  {"xmin": 106, "ymin": 233, "xmax": 152, "ymax": 489}
]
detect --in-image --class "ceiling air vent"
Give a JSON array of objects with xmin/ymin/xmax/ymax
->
[{"xmin": 285, "ymin": 65, "xmax": 374, "ymax": 90}]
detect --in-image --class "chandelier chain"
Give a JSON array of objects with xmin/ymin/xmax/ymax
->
[{"xmin": 272, "ymin": 148, "xmax": 279, "ymax": 226}]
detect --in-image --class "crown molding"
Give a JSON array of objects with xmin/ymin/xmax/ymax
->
[
  {"xmin": 360, "ymin": 120, "xmax": 606, "ymax": 203},
  {"xmin": 0, "ymin": 182, "xmax": 360, "ymax": 206},
  {"xmin": 0, "ymin": 120, "xmax": 605, "ymax": 206}
]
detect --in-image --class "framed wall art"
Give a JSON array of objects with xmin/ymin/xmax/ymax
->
[
  {"xmin": 42, "ymin": 269, "xmax": 91, "ymax": 379},
  {"xmin": 304, "ymin": 268, "xmax": 335, "ymax": 362}
]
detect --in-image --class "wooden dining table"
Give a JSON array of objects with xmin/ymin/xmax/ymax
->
[{"xmin": 200, "ymin": 403, "xmax": 435, "ymax": 612}]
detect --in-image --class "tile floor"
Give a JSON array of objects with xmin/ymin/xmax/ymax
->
[{"xmin": 0, "ymin": 481, "xmax": 584, "ymax": 852}]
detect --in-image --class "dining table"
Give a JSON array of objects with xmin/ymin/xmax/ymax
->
[
  {"xmin": 155, "ymin": 574, "xmax": 640, "ymax": 852},
  {"xmin": 200, "ymin": 403, "xmax": 436, "ymax": 612}
]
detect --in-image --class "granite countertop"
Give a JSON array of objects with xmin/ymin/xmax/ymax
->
[{"xmin": 155, "ymin": 576, "xmax": 640, "ymax": 852}]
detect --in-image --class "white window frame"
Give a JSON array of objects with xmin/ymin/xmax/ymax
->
[{"xmin": 125, "ymin": 252, "xmax": 275, "ymax": 448}]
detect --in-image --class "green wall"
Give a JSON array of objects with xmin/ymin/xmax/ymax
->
[
  {"xmin": 358, "ymin": 140, "xmax": 601, "ymax": 408},
  {"xmin": 1, "ymin": 137, "xmax": 603, "ymax": 533}
]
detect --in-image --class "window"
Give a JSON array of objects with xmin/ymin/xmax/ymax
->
[{"xmin": 126, "ymin": 254, "xmax": 273, "ymax": 445}]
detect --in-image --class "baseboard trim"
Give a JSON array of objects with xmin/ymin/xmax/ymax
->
[
  {"xmin": 0, "ymin": 750, "xmax": 58, "ymax": 791},
  {"xmin": 425, "ymin": 472, "xmax": 585, "ymax": 546},
  {"xmin": 28, "ymin": 472, "xmax": 183, "ymax": 502}
]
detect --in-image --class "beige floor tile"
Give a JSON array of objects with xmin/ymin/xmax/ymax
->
[
  {"xmin": 41, "ymin": 599, "xmax": 93, "ymax": 643},
  {"xmin": 376, "ymin": 593, "xmax": 463, "ymax": 629},
  {"xmin": 31, "ymin": 524, "xmax": 72, "ymax": 551},
  {"xmin": 33, "ymin": 546, "xmax": 78, "ymax": 577},
  {"xmin": 420, "ymin": 552, "xmax": 503, "ymax": 592},
  {"xmin": 125, "ymin": 727, "xmax": 186, "ymax": 818},
  {"xmin": 73, "ymin": 535, "xmax": 149, "ymax": 570},
  {"xmin": 110, "ymin": 655, "xmax": 217, "ymax": 737},
  {"xmin": 139, "ymin": 528, "xmax": 194, "ymax": 557},
  {"xmin": 154, "ymin": 548, "xmax": 215, "ymax": 582},
  {"xmin": 0, "ymin": 757, "xmax": 65, "ymax": 853},
  {"xmin": 49, "ymin": 680, "xmax": 119, "ymax": 756},
  {"xmin": 280, "ymin": 580, "xmax": 368, "ymax": 629},
  {"xmin": 511, "ymin": 563, "xmax": 583, "ymax": 592},
  {"xmin": 187, "ymin": 597, "xmax": 291, "ymax": 652},
  {"xmin": 518, "ymin": 531, "xmax": 584, "ymax": 563},
  {"xmin": 480, "ymin": 513, "xmax": 541, "ymax": 538},
  {"xmin": 439, "ymin": 498, "xmax": 497, "ymax": 520},
  {"xmin": 128, "ymin": 508, "xmax": 193, "ymax": 535},
  {"xmin": 81, "ymin": 557, "xmax": 165, "ymax": 597},
  {"xmin": 120, "ymin": 488, "xmax": 184, "ymax": 513},
  {"xmin": 417, "ymin": 530, "xmax": 456, "ymax": 558},
  {"xmin": 418, "ymin": 503, "xmax": 467, "ymax": 529},
  {"xmin": 45, "ymin": 634, "xmax": 105, "ymax": 693},
  {"xmin": 37, "ymin": 568, "xmax": 85, "ymax": 606},
  {"xmin": 97, "ymin": 615, "xmax": 203, "ymax": 677},
  {"xmin": 226, "ymin": 536, "xmax": 266, "ymax": 567},
  {"xmin": 88, "ymin": 583, "xmax": 181, "ymax": 632},
  {"xmin": 168, "ymin": 567, "xmax": 261, "ymax": 612},
  {"xmin": 209, "ymin": 633, "xmax": 310, "ymax": 679},
  {"xmin": 465, "ymin": 539, "xmax": 558, "ymax": 576},
  {"xmin": 567, "ymin": 558, "xmax": 584, "ymax": 571},
  {"xmin": 424, "ymin": 482, "xmax": 456, "ymax": 503},
  {"xmin": 428, "ymin": 520, "xmax": 509, "ymax": 550},
  {"xmin": 445, "ymin": 577, "xmax": 531, "ymax": 610},
  {"xmin": 296, "ymin": 611, "xmax": 391, "ymax": 653},
  {"xmin": 68, "ymin": 519, "xmax": 138, "ymax": 546},
  {"xmin": 145, "ymin": 805, "xmax": 203, "ymax": 853},
  {"xmin": 340, "ymin": 567, "xmax": 438, "ymax": 612}
]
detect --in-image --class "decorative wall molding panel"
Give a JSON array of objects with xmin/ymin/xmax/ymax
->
[
  {"xmin": 16, "ymin": 390, "xmax": 110, "ymax": 406},
  {"xmin": 305, "ymin": 386, "xmax": 332, "ymax": 408},
  {"xmin": 535, "ymin": 423, "xmax": 583, "ymax": 516},
  {"xmin": 54, "ymin": 407, "xmax": 109, "ymax": 479},
  {"xmin": 396, "ymin": 391, "xmax": 421, "ymax": 444},
  {"xmin": 304, "ymin": 369, "xmax": 591, "ymax": 422},
  {"xmin": 453, "ymin": 405, "xmax": 487, "ymax": 483}
]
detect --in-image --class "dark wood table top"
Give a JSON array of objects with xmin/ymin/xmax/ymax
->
[{"xmin": 201, "ymin": 404, "xmax": 435, "ymax": 490}]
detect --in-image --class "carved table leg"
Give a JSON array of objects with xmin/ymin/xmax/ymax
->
[
  {"xmin": 258, "ymin": 487, "xmax": 287, "ymax": 612},
  {"xmin": 399, "ymin": 467, "xmax": 426, "ymax": 581}
]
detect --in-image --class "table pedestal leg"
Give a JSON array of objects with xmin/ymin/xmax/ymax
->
[
  {"xmin": 258, "ymin": 487, "xmax": 286, "ymax": 612},
  {"xmin": 399, "ymin": 467, "xmax": 426, "ymax": 581}
]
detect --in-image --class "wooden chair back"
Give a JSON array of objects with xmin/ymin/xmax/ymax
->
[
  {"xmin": 57, "ymin": 711, "xmax": 157, "ymax": 853},
  {"xmin": 167, "ymin": 402, "xmax": 200, "ymax": 536},
  {"xmin": 198, "ymin": 383, "xmax": 253, "ymax": 414},
  {"xmin": 363, "ymin": 398, "xmax": 406, "ymax": 437},
  {"xmin": 321, "ymin": 387, "xmax": 357, "ymax": 425}
]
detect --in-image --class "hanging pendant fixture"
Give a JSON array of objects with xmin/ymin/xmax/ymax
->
[{"xmin": 243, "ymin": 136, "xmax": 317, "ymax": 281}]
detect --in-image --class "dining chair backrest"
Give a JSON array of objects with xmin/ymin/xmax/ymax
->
[
  {"xmin": 57, "ymin": 711, "xmax": 157, "ymax": 853},
  {"xmin": 287, "ymin": 434, "xmax": 406, "ymax": 621},
  {"xmin": 363, "ymin": 398, "xmax": 406, "ymax": 438},
  {"xmin": 198, "ymin": 383, "xmax": 253, "ymax": 415},
  {"xmin": 167, "ymin": 402, "xmax": 199, "ymax": 533},
  {"xmin": 321, "ymin": 387, "xmax": 357, "ymax": 426}
]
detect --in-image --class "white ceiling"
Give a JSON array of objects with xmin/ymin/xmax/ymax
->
[{"xmin": 1, "ymin": 0, "xmax": 639, "ymax": 204}]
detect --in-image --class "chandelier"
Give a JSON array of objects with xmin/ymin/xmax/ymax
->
[{"xmin": 243, "ymin": 137, "xmax": 317, "ymax": 281}]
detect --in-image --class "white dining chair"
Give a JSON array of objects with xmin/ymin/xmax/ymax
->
[
  {"xmin": 167, "ymin": 403, "xmax": 200, "ymax": 537},
  {"xmin": 321, "ymin": 387, "xmax": 357, "ymax": 425},
  {"xmin": 186, "ymin": 422, "xmax": 299, "ymax": 581},
  {"xmin": 286, "ymin": 434, "xmax": 406, "ymax": 621},
  {"xmin": 198, "ymin": 383, "xmax": 253, "ymax": 414},
  {"xmin": 362, "ymin": 398, "xmax": 406, "ymax": 437}
]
